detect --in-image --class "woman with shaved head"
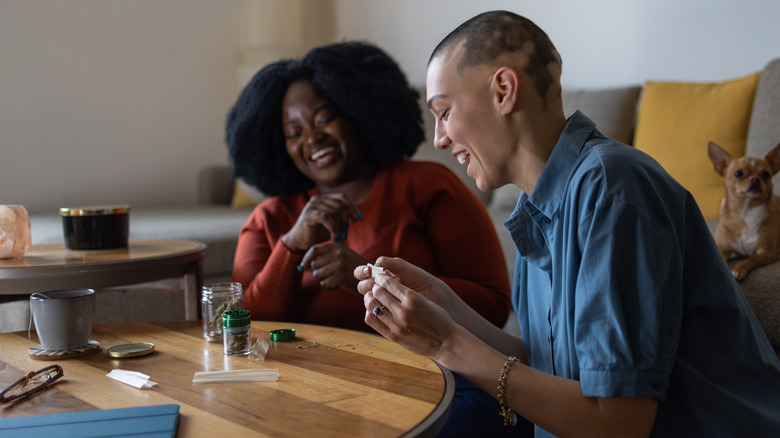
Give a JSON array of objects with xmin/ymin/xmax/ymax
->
[{"xmin": 357, "ymin": 10, "xmax": 780, "ymax": 438}]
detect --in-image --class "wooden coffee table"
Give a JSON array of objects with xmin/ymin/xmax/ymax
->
[
  {"xmin": 0, "ymin": 320, "xmax": 455, "ymax": 437},
  {"xmin": 0, "ymin": 239, "xmax": 205, "ymax": 320}
]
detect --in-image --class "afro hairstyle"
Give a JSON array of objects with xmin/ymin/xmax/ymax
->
[{"xmin": 225, "ymin": 41, "xmax": 425, "ymax": 197}]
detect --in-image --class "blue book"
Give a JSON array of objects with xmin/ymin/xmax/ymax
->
[{"xmin": 0, "ymin": 404, "xmax": 179, "ymax": 437}]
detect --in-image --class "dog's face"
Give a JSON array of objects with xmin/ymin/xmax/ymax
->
[
  {"xmin": 723, "ymin": 156, "xmax": 775, "ymax": 201},
  {"xmin": 708, "ymin": 141, "xmax": 780, "ymax": 204}
]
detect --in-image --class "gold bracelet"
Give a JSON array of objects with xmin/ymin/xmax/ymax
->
[{"xmin": 497, "ymin": 356, "xmax": 519, "ymax": 426}]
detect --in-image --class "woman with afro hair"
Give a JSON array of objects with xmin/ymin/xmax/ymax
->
[{"xmin": 225, "ymin": 41, "xmax": 510, "ymax": 335}]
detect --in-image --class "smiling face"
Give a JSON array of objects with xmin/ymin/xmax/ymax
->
[
  {"xmin": 426, "ymin": 45, "xmax": 515, "ymax": 192},
  {"xmin": 282, "ymin": 80, "xmax": 366, "ymax": 189}
]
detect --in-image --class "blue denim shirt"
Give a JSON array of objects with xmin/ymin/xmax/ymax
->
[{"xmin": 508, "ymin": 111, "xmax": 780, "ymax": 437}]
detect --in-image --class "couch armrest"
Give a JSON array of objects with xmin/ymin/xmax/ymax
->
[
  {"xmin": 746, "ymin": 57, "xmax": 780, "ymax": 189},
  {"xmin": 197, "ymin": 165, "xmax": 234, "ymax": 205}
]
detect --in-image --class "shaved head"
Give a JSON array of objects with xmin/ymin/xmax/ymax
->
[{"xmin": 430, "ymin": 10, "xmax": 561, "ymax": 99}]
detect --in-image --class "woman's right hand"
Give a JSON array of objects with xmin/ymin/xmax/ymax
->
[{"xmin": 281, "ymin": 193, "xmax": 361, "ymax": 253}]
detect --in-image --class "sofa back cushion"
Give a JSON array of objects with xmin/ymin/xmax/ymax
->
[{"xmin": 562, "ymin": 86, "xmax": 641, "ymax": 146}]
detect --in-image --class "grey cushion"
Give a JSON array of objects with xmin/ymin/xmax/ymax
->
[
  {"xmin": 746, "ymin": 58, "xmax": 780, "ymax": 188},
  {"xmin": 197, "ymin": 165, "xmax": 235, "ymax": 205},
  {"xmin": 562, "ymin": 86, "xmax": 642, "ymax": 145}
]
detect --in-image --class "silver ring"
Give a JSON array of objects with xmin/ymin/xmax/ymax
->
[{"xmin": 372, "ymin": 306, "xmax": 384, "ymax": 316}]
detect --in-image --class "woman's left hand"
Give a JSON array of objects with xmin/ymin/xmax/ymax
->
[{"xmin": 300, "ymin": 242, "xmax": 367, "ymax": 292}]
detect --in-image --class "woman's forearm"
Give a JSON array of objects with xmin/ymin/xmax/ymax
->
[
  {"xmin": 439, "ymin": 289, "xmax": 526, "ymax": 359},
  {"xmin": 235, "ymin": 238, "xmax": 304, "ymax": 320},
  {"xmin": 438, "ymin": 328, "xmax": 656, "ymax": 438}
]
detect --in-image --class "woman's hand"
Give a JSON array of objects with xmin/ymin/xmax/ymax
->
[
  {"xmin": 281, "ymin": 194, "xmax": 361, "ymax": 253},
  {"xmin": 360, "ymin": 269, "xmax": 464, "ymax": 362},
  {"xmin": 355, "ymin": 257, "xmax": 524, "ymax": 359},
  {"xmin": 300, "ymin": 242, "xmax": 368, "ymax": 292},
  {"xmin": 355, "ymin": 257, "xmax": 459, "ymax": 314}
]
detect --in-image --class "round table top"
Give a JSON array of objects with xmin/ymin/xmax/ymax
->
[
  {"xmin": 0, "ymin": 239, "xmax": 205, "ymax": 295},
  {"xmin": 0, "ymin": 239, "xmax": 205, "ymax": 269},
  {"xmin": 0, "ymin": 320, "xmax": 455, "ymax": 437}
]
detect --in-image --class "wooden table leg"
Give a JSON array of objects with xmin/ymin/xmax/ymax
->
[{"xmin": 182, "ymin": 258, "xmax": 203, "ymax": 321}]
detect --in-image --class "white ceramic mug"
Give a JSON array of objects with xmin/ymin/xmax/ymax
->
[{"xmin": 30, "ymin": 289, "xmax": 96, "ymax": 351}]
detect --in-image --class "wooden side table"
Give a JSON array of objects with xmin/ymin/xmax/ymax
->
[{"xmin": 0, "ymin": 239, "xmax": 205, "ymax": 321}]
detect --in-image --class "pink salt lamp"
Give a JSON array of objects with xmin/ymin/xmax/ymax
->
[{"xmin": 0, "ymin": 205, "xmax": 31, "ymax": 259}]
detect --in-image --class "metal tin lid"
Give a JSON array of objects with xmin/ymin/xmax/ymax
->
[
  {"xmin": 223, "ymin": 310, "xmax": 250, "ymax": 328},
  {"xmin": 107, "ymin": 342, "xmax": 155, "ymax": 358},
  {"xmin": 60, "ymin": 205, "xmax": 131, "ymax": 217},
  {"xmin": 269, "ymin": 328, "xmax": 296, "ymax": 342}
]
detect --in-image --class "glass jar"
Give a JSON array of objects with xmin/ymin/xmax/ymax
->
[
  {"xmin": 223, "ymin": 310, "xmax": 251, "ymax": 356},
  {"xmin": 201, "ymin": 282, "xmax": 243, "ymax": 342}
]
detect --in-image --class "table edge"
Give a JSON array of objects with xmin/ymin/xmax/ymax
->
[
  {"xmin": 0, "ymin": 239, "xmax": 205, "ymax": 277},
  {"xmin": 402, "ymin": 361, "xmax": 454, "ymax": 438}
]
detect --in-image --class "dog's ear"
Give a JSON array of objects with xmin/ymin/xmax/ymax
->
[
  {"xmin": 764, "ymin": 141, "xmax": 780, "ymax": 175},
  {"xmin": 707, "ymin": 141, "xmax": 731, "ymax": 176}
]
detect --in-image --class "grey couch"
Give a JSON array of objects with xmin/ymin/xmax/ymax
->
[{"xmin": 13, "ymin": 59, "xmax": 779, "ymax": 347}]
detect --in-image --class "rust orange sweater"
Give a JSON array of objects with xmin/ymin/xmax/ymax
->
[{"xmin": 232, "ymin": 160, "xmax": 510, "ymax": 332}]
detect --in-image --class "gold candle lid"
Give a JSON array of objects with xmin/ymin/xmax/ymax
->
[
  {"xmin": 107, "ymin": 342, "xmax": 155, "ymax": 358},
  {"xmin": 60, "ymin": 205, "xmax": 131, "ymax": 216}
]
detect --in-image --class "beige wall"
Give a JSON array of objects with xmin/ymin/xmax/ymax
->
[
  {"xmin": 2, "ymin": 0, "xmax": 778, "ymax": 213},
  {"xmin": 1, "ymin": 0, "xmax": 242, "ymax": 213},
  {"xmin": 334, "ymin": 0, "xmax": 780, "ymax": 89}
]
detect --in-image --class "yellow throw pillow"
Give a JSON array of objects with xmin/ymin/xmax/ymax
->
[
  {"xmin": 634, "ymin": 71, "xmax": 761, "ymax": 219},
  {"xmin": 230, "ymin": 180, "xmax": 266, "ymax": 209},
  {"xmin": 231, "ymin": 183, "xmax": 254, "ymax": 209}
]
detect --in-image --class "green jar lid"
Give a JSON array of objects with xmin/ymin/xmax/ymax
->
[
  {"xmin": 269, "ymin": 328, "xmax": 296, "ymax": 342},
  {"xmin": 222, "ymin": 310, "xmax": 250, "ymax": 327}
]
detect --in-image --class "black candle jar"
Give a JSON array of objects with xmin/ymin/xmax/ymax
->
[{"xmin": 60, "ymin": 205, "xmax": 130, "ymax": 250}]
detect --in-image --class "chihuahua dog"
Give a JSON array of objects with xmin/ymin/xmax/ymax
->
[{"xmin": 707, "ymin": 141, "xmax": 780, "ymax": 280}]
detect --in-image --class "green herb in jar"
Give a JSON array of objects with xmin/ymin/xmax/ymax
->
[
  {"xmin": 226, "ymin": 331, "xmax": 250, "ymax": 355},
  {"xmin": 208, "ymin": 299, "xmax": 242, "ymax": 336}
]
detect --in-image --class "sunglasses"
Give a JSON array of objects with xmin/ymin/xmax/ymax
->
[{"xmin": 0, "ymin": 364, "xmax": 64, "ymax": 404}]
